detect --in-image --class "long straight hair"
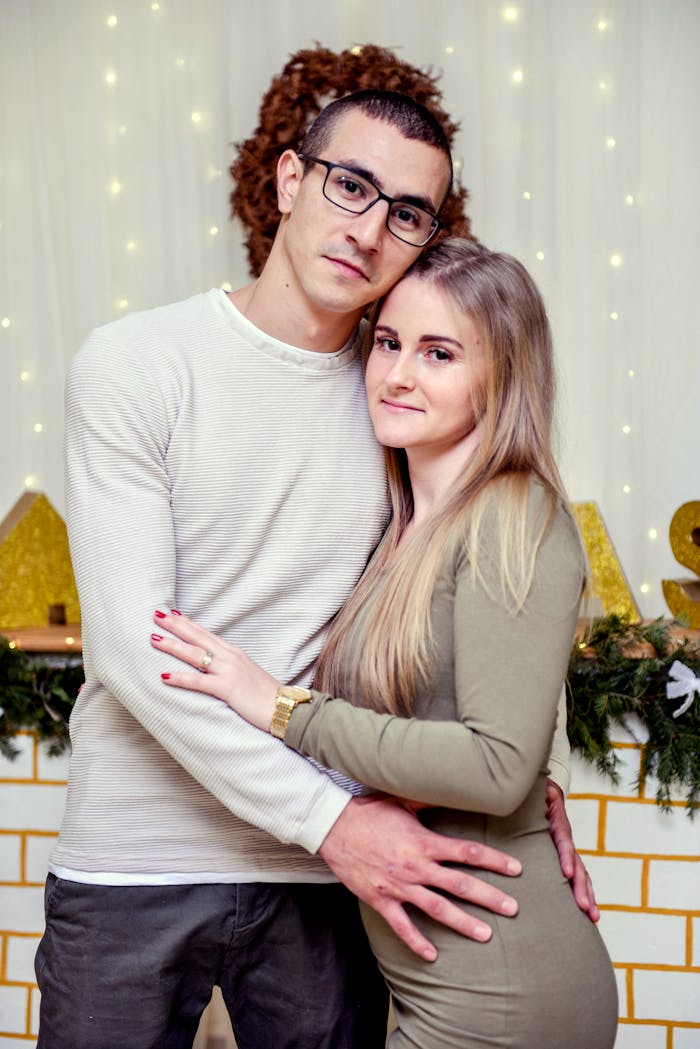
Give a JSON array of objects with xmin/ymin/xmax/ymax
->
[{"xmin": 314, "ymin": 239, "xmax": 572, "ymax": 715}]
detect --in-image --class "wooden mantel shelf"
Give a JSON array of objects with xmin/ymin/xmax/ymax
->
[{"xmin": 1, "ymin": 624, "xmax": 82, "ymax": 653}]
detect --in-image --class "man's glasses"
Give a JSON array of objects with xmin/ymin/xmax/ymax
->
[{"xmin": 298, "ymin": 154, "xmax": 442, "ymax": 247}]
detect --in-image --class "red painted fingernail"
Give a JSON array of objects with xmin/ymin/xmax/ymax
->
[
  {"xmin": 171, "ymin": 608, "xmax": 182, "ymax": 616},
  {"xmin": 151, "ymin": 633, "xmax": 163, "ymax": 642},
  {"xmin": 161, "ymin": 672, "xmax": 171, "ymax": 680},
  {"xmin": 155, "ymin": 610, "xmax": 166, "ymax": 618}
]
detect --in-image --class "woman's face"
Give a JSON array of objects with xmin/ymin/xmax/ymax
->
[{"xmin": 365, "ymin": 276, "xmax": 487, "ymax": 458}]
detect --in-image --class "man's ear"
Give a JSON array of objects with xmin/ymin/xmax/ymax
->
[{"xmin": 276, "ymin": 150, "xmax": 304, "ymax": 215}]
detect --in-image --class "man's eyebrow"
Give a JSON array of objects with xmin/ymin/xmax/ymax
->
[{"xmin": 334, "ymin": 159, "xmax": 438, "ymax": 214}]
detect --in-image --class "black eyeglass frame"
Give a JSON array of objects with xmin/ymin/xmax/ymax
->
[{"xmin": 298, "ymin": 153, "xmax": 443, "ymax": 248}]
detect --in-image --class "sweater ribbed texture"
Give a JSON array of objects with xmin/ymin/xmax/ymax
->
[{"xmin": 53, "ymin": 290, "xmax": 389, "ymax": 881}]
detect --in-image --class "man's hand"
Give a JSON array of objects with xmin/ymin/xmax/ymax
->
[
  {"xmin": 318, "ymin": 794, "xmax": 521, "ymax": 961},
  {"xmin": 545, "ymin": 780, "xmax": 600, "ymax": 922}
]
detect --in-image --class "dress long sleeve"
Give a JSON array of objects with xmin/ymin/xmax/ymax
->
[{"xmin": 285, "ymin": 489, "xmax": 583, "ymax": 816}]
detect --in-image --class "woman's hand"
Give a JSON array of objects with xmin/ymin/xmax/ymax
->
[{"xmin": 151, "ymin": 610, "xmax": 280, "ymax": 732}]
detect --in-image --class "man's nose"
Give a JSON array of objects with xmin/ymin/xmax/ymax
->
[{"xmin": 346, "ymin": 199, "xmax": 390, "ymax": 252}]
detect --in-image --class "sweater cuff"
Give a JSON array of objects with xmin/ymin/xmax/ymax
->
[{"xmin": 293, "ymin": 776, "xmax": 352, "ymax": 854}]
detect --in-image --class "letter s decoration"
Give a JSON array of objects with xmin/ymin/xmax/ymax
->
[{"xmin": 662, "ymin": 501, "xmax": 700, "ymax": 629}]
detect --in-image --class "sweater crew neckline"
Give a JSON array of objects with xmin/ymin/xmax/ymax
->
[{"xmin": 213, "ymin": 288, "xmax": 363, "ymax": 373}]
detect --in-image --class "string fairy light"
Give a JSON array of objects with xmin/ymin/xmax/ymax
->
[
  {"xmin": 511, "ymin": 68, "xmax": 524, "ymax": 84},
  {"xmin": 502, "ymin": 5, "xmax": 520, "ymax": 22}
]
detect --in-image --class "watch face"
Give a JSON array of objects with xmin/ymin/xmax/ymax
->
[{"xmin": 281, "ymin": 686, "xmax": 312, "ymax": 701}]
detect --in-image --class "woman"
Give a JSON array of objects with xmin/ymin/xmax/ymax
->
[{"xmin": 151, "ymin": 239, "xmax": 618, "ymax": 1048}]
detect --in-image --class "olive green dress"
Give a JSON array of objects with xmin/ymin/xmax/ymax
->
[{"xmin": 286, "ymin": 483, "xmax": 618, "ymax": 1048}]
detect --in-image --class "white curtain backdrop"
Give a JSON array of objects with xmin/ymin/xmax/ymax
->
[{"xmin": 1, "ymin": 0, "xmax": 698, "ymax": 618}]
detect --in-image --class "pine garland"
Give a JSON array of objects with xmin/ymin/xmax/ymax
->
[
  {"xmin": 2, "ymin": 618, "xmax": 699, "ymax": 815},
  {"xmin": 0, "ymin": 639, "xmax": 82, "ymax": 759},
  {"xmin": 567, "ymin": 615, "xmax": 700, "ymax": 816}
]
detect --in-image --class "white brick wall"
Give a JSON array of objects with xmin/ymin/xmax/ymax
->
[
  {"xmin": 0, "ymin": 738, "xmax": 33, "ymax": 782},
  {"xmin": 674, "ymin": 1029, "xmax": 700, "ymax": 1048},
  {"xmin": 570, "ymin": 749, "xmax": 643, "ymax": 799},
  {"xmin": 605, "ymin": 801, "xmax": 700, "ymax": 855},
  {"xmin": 5, "ymin": 936, "xmax": 40, "ymax": 984},
  {"xmin": 599, "ymin": 911, "xmax": 687, "ymax": 966},
  {"xmin": 0, "ymin": 887, "xmax": 45, "ymax": 934},
  {"xmin": 565, "ymin": 797, "xmax": 601, "ymax": 850},
  {"xmin": 633, "ymin": 971, "xmax": 700, "ymax": 1024},
  {"xmin": 0, "ymin": 784, "xmax": 67, "ymax": 832},
  {"xmin": 0, "ymin": 837, "xmax": 20, "ymax": 882},
  {"xmin": 35, "ymin": 745, "xmax": 70, "ymax": 783},
  {"xmin": 24, "ymin": 835, "xmax": 56, "ymax": 885},
  {"xmin": 613, "ymin": 1025, "xmax": 667, "ymax": 1049},
  {"xmin": 584, "ymin": 855, "xmax": 644, "ymax": 907},
  {"xmin": 0, "ymin": 986, "xmax": 28, "ymax": 1036},
  {"xmin": 647, "ymin": 859, "xmax": 700, "ymax": 910}
]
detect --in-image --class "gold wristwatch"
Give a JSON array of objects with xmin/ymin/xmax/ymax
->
[{"xmin": 270, "ymin": 685, "xmax": 313, "ymax": 740}]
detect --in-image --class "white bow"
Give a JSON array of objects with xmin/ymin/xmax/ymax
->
[{"xmin": 666, "ymin": 660, "xmax": 700, "ymax": 718}]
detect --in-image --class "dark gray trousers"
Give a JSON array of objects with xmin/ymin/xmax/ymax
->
[{"xmin": 35, "ymin": 876, "xmax": 389, "ymax": 1049}]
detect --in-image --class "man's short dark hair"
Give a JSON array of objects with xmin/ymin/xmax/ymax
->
[{"xmin": 299, "ymin": 89, "xmax": 453, "ymax": 202}]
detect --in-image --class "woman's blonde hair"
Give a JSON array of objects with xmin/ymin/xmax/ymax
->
[{"xmin": 314, "ymin": 238, "xmax": 571, "ymax": 714}]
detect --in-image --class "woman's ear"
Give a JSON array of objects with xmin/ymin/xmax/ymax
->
[{"xmin": 276, "ymin": 150, "xmax": 304, "ymax": 215}]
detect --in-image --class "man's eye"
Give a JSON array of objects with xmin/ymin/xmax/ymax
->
[
  {"xmin": 391, "ymin": 205, "xmax": 421, "ymax": 228},
  {"xmin": 337, "ymin": 176, "xmax": 365, "ymax": 198}
]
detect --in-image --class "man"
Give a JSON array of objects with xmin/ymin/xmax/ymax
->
[{"xmin": 37, "ymin": 90, "xmax": 591, "ymax": 1049}]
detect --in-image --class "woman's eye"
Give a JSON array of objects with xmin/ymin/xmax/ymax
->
[
  {"xmin": 376, "ymin": 337, "xmax": 400, "ymax": 352},
  {"xmin": 427, "ymin": 347, "xmax": 452, "ymax": 363}
]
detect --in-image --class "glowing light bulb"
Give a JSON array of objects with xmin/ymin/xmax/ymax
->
[
  {"xmin": 106, "ymin": 14, "xmax": 118, "ymax": 28},
  {"xmin": 627, "ymin": 369, "xmax": 635, "ymax": 379},
  {"xmin": 34, "ymin": 423, "xmax": 43, "ymax": 433},
  {"xmin": 605, "ymin": 136, "xmax": 616, "ymax": 150},
  {"xmin": 65, "ymin": 636, "xmax": 76, "ymax": 645},
  {"xmin": 622, "ymin": 424, "xmax": 631, "ymax": 435},
  {"xmin": 445, "ymin": 46, "xmax": 455, "ymax": 55},
  {"xmin": 118, "ymin": 125, "xmax": 127, "ymax": 136},
  {"xmin": 8, "ymin": 640, "xmax": 16, "ymax": 650},
  {"xmin": 522, "ymin": 190, "xmax": 531, "ymax": 200},
  {"xmin": 1, "ymin": 317, "xmax": 10, "ymax": 328},
  {"xmin": 221, "ymin": 281, "xmax": 232, "ymax": 292},
  {"xmin": 512, "ymin": 68, "xmax": 524, "ymax": 84},
  {"xmin": 151, "ymin": 2, "xmax": 160, "ymax": 10},
  {"xmin": 610, "ymin": 253, "xmax": 623, "ymax": 268},
  {"xmin": 209, "ymin": 226, "xmax": 219, "ymax": 237},
  {"xmin": 24, "ymin": 475, "xmax": 36, "ymax": 488},
  {"xmin": 597, "ymin": 19, "xmax": 609, "ymax": 31},
  {"xmin": 454, "ymin": 159, "xmax": 463, "ymax": 172},
  {"xmin": 105, "ymin": 70, "xmax": 117, "ymax": 86},
  {"xmin": 502, "ymin": 5, "xmax": 520, "ymax": 22},
  {"xmin": 535, "ymin": 251, "xmax": 544, "ymax": 261},
  {"xmin": 623, "ymin": 484, "xmax": 631, "ymax": 494},
  {"xmin": 350, "ymin": 46, "xmax": 363, "ymax": 55},
  {"xmin": 110, "ymin": 180, "xmax": 122, "ymax": 196},
  {"xmin": 640, "ymin": 583, "xmax": 650, "ymax": 595},
  {"xmin": 648, "ymin": 529, "xmax": 658, "ymax": 541},
  {"xmin": 20, "ymin": 370, "xmax": 30, "ymax": 381},
  {"xmin": 625, "ymin": 194, "xmax": 634, "ymax": 206},
  {"xmin": 610, "ymin": 311, "xmax": 618, "ymax": 320},
  {"xmin": 126, "ymin": 240, "xmax": 137, "ymax": 253},
  {"xmin": 176, "ymin": 58, "xmax": 185, "ymax": 69},
  {"xmin": 191, "ymin": 111, "xmax": 202, "ymax": 125},
  {"xmin": 599, "ymin": 80, "xmax": 608, "ymax": 91},
  {"xmin": 118, "ymin": 298, "xmax": 129, "ymax": 310}
]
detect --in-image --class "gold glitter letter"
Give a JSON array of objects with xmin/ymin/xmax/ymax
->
[{"xmin": 662, "ymin": 501, "xmax": 700, "ymax": 628}]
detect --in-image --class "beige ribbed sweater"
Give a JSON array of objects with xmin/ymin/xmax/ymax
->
[{"xmin": 53, "ymin": 290, "xmax": 389, "ymax": 882}]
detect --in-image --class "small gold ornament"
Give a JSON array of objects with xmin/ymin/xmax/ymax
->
[
  {"xmin": 572, "ymin": 502, "xmax": 640, "ymax": 621},
  {"xmin": 662, "ymin": 501, "xmax": 700, "ymax": 629},
  {"xmin": 0, "ymin": 492, "xmax": 80, "ymax": 629}
]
